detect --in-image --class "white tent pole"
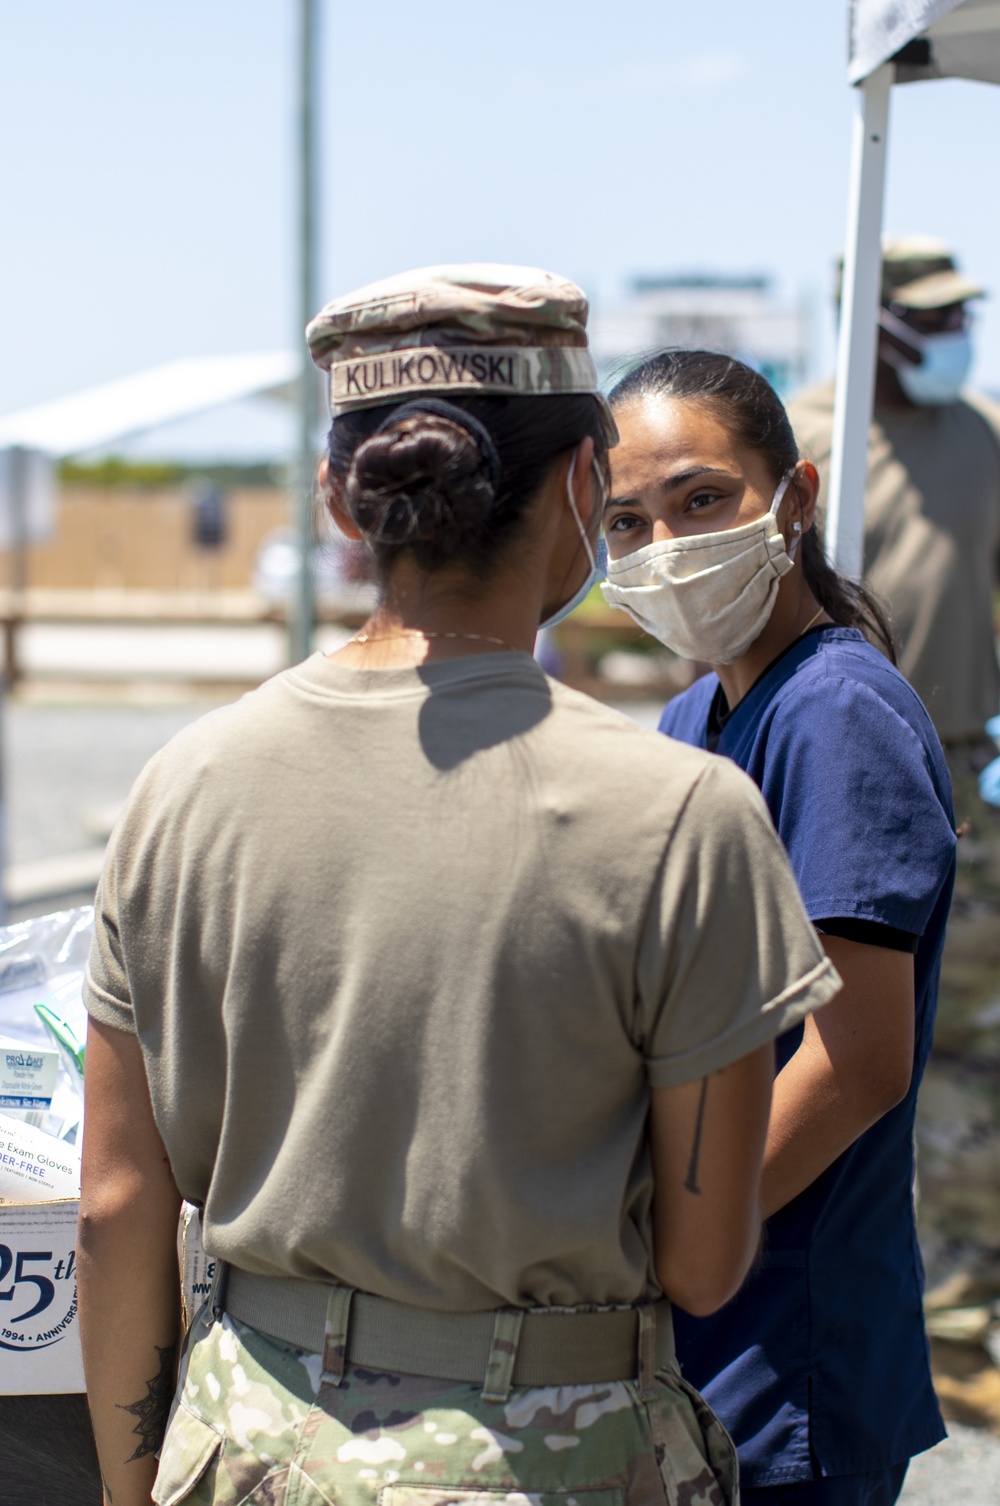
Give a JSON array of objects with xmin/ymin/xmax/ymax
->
[{"xmin": 826, "ymin": 62, "xmax": 892, "ymax": 578}]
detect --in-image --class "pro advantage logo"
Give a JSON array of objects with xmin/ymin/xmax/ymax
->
[{"xmin": 0, "ymin": 1243, "xmax": 77, "ymax": 1351}]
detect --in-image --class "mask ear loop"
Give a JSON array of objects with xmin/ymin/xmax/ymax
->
[
  {"xmin": 768, "ymin": 469, "xmax": 794, "ymax": 516},
  {"xmin": 770, "ymin": 467, "xmax": 803, "ymax": 560},
  {"xmin": 878, "ymin": 306, "xmax": 927, "ymax": 368},
  {"xmin": 591, "ymin": 457, "xmax": 609, "ymax": 576},
  {"xmin": 565, "ymin": 451, "xmax": 602, "ymax": 573}
]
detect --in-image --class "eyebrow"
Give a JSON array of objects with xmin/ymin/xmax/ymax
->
[{"xmin": 605, "ymin": 466, "xmax": 732, "ymax": 511}]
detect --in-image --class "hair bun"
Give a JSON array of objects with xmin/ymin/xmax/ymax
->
[{"xmin": 344, "ymin": 412, "xmax": 498, "ymax": 568}]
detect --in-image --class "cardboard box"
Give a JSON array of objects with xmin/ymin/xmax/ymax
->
[
  {"xmin": 0, "ymin": 1200, "xmax": 210, "ymax": 1396},
  {"xmin": 179, "ymin": 1203, "xmax": 214, "ymax": 1331},
  {"xmin": 0, "ymin": 1200, "xmax": 83, "ymax": 1394}
]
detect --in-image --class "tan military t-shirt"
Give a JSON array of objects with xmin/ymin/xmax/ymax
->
[
  {"xmin": 85, "ymin": 652, "xmax": 838, "ymax": 1310},
  {"xmin": 788, "ymin": 379, "xmax": 1000, "ymax": 743}
]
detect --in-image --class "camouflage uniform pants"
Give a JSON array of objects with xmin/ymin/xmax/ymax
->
[
  {"xmin": 916, "ymin": 740, "xmax": 1000, "ymax": 1276},
  {"xmin": 152, "ymin": 1307, "xmax": 738, "ymax": 1506}
]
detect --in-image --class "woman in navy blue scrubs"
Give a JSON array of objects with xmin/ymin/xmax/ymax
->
[{"xmin": 601, "ymin": 351, "xmax": 957, "ymax": 1506}]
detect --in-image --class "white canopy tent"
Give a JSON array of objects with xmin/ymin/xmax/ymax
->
[
  {"xmin": 0, "ymin": 351, "xmax": 297, "ymax": 552},
  {"xmin": 0, "ymin": 352, "xmax": 297, "ymax": 457},
  {"xmin": 829, "ymin": 0, "xmax": 1000, "ymax": 574}
]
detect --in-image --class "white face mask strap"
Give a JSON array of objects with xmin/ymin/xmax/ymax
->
[
  {"xmin": 769, "ymin": 468, "xmax": 795, "ymax": 517},
  {"xmin": 566, "ymin": 451, "xmax": 598, "ymax": 572},
  {"xmin": 878, "ymin": 306, "xmax": 926, "ymax": 362},
  {"xmin": 769, "ymin": 467, "xmax": 804, "ymax": 559}
]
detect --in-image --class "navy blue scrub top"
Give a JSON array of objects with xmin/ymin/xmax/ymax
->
[{"xmin": 659, "ymin": 627, "xmax": 956, "ymax": 1487}]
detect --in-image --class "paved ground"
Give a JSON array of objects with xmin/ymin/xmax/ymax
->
[
  {"xmin": 4, "ymin": 686, "xmax": 1000, "ymax": 1493},
  {"xmin": 2, "ymin": 694, "xmax": 216, "ymax": 918},
  {"xmin": 4, "ymin": 697, "xmax": 210, "ymax": 868},
  {"xmin": 900, "ymin": 1423, "xmax": 1000, "ymax": 1503}
]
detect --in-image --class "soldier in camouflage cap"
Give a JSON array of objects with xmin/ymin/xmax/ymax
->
[{"xmin": 307, "ymin": 262, "xmax": 619, "ymax": 443}]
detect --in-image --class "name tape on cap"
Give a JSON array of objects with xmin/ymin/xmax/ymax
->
[{"xmin": 330, "ymin": 345, "xmax": 597, "ymax": 410}]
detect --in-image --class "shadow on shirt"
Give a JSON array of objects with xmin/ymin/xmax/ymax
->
[{"xmin": 416, "ymin": 657, "xmax": 553, "ymax": 772}]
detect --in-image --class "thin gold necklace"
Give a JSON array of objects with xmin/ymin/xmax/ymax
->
[
  {"xmin": 801, "ymin": 606, "xmax": 828, "ymax": 635},
  {"xmin": 348, "ymin": 628, "xmax": 518, "ymax": 653}
]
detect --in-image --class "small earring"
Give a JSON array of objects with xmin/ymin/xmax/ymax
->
[{"xmin": 793, "ymin": 522, "xmax": 802, "ymax": 533}]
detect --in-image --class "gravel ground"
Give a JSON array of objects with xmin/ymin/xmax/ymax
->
[
  {"xmin": 900, "ymin": 1423, "xmax": 1000, "ymax": 1503},
  {"xmin": 4, "ymin": 690, "xmax": 1000, "ymax": 1498}
]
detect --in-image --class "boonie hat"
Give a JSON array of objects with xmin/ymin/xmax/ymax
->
[
  {"xmin": 307, "ymin": 263, "xmax": 618, "ymax": 444},
  {"xmin": 880, "ymin": 235, "xmax": 985, "ymax": 310}
]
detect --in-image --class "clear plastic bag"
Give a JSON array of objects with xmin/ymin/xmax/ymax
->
[{"xmin": 0, "ymin": 907, "xmax": 92, "ymax": 1146}]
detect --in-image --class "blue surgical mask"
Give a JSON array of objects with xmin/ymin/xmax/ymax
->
[
  {"xmin": 896, "ymin": 330, "xmax": 972, "ymax": 405},
  {"xmin": 880, "ymin": 308, "xmax": 973, "ymax": 406},
  {"xmin": 539, "ymin": 456, "xmax": 607, "ymax": 630}
]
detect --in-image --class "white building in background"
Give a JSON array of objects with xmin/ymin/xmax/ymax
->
[{"xmin": 590, "ymin": 274, "xmax": 815, "ymax": 397}]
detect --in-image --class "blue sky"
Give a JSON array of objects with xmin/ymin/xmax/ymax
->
[{"xmin": 3, "ymin": 0, "xmax": 1000, "ymax": 427}]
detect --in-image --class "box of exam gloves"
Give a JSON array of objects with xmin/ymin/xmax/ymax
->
[{"xmin": 0, "ymin": 908, "xmax": 209, "ymax": 1394}]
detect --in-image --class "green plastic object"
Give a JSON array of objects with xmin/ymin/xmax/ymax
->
[{"xmin": 34, "ymin": 1001, "xmax": 86, "ymax": 1079}]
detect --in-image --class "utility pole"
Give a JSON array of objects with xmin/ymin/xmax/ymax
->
[
  {"xmin": 4, "ymin": 446, "xmax": 28, "ymax": 692},
  {"xmin": 289, "ymin": 0, "xmax": 322, "ymax": 665},
  {"xmin": 0, "ymin": 444, "xmax": 28, "ymax": 926}
]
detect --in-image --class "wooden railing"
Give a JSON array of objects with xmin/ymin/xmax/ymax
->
[
  {"xmin": 0, "ymin": 589, "xmax": 686, "ymax": 700},
  {"xmin": 0, "ymin": 588, "xmax": 373, "ymax": 686}
]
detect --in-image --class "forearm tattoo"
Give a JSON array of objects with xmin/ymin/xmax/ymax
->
[
  {"xmin": 102, "ymin": 1479, "xmax": 114, "ymax": 1504},
  {"xmin": 684, "ymin": 1078, "xmax": 709, "ymax": 1194},
  {"xmin": 117, "ymin": 1339, "xmax": 178, "ymax": 1462}
]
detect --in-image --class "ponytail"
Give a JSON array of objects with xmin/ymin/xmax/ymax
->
[{"xmin": 799, "ymin": 523, "xmax": 895, "ymax": 662}]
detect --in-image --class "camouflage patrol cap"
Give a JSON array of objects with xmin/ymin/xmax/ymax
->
[
  {"xmin": 834, "ymin": 235, "xmax": 986, "ymax": 311},
  {"xmin": 307, "ymin": 263, "xmax": 618, "ymax": 444},
  {"xmin": 881, "ymin": 235, "xmax": 985, "ymax": 310}
]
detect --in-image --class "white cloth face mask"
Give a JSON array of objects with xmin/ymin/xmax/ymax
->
[
  {"xmin": 600, "ymin": 471, "xmax": 797, "ymax": 663},
  {"xmin": 539, "ymin": 453, "xmax": 608, "ymax": 630},
  {"xmin": 879, "ymin": 308, "xmax": 973, "ymax": 406}
]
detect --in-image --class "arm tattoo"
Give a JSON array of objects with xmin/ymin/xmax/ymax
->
[
  {"xmin": 683, "ymin": 1077, "xmax": 709, "ymax": 1194},
  {"xmin": 117, "ymin": 1339, "xmax": 178, "ymax": 1462},
  {"xmin": 102, "ymin": 1479, "xmax": 114, "ymax": 1504}
]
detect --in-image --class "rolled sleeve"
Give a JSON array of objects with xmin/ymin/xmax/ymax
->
[
  {"xmin": 83, "ymin": 835, "xmax": 137, "ymax": 1035},
  {"xmin": 637, "ymin": 759, "xmax": 841, "ymax": 1086}
]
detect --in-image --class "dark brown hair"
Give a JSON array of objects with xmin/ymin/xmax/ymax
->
[
  {"xmin": 327, "ymin": 394, "xmax": 610, "ymax": 577},
  {"xmin": 610, "ymin": 350, "xmax": 896, "ymax": 661}
]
